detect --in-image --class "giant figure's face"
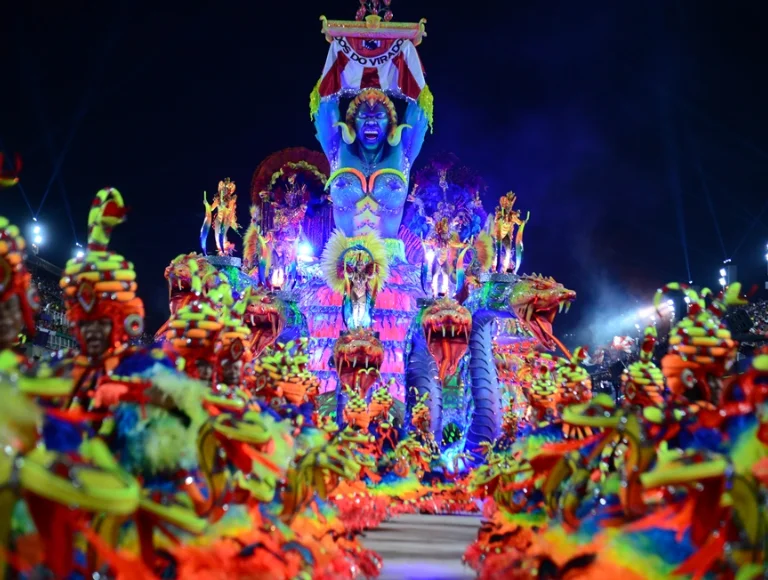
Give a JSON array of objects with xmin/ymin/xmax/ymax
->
[{"xmin": 355, "ymin": 102, "xmax": 390, "ymax": 151}]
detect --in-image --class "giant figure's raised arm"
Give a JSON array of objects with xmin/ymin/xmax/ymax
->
[
  {"xmin": 402, "ymin": 99, "xmax": 429, "ymax": 164},
  {"xmin": 314, "ymin": 97, "xmax": 341, "ymax": 164}
]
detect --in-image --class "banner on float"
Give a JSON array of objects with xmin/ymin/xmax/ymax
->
[{"xmin": 317, "ymin": 36, "xmax": 426, "ymax": 101}]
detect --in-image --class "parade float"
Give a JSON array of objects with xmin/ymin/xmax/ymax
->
[
  {"xmin": 4, "ymin": 1, "xmax": 765, "ymax": 579},
  {"xmin": 155, "ymin": 0, "xmax": 576, "ymax": 463}
]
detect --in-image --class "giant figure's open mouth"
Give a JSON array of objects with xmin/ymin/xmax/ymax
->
[{"xmin": 363, "ymin": 128, "xmax": 380, "ymax": 142}]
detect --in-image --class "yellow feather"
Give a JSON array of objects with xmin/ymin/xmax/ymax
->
[{"xmin": 319, "ymin": 229, "xmax": 390, "ymax": 294}]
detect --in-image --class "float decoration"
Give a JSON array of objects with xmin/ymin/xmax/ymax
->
[
  {"xmin": 333, "ymin": 327, "xmax": 384, "ymax": 403},
  {"xmin": 201, "ymin": 178, "xmax": 240, "ymax": 257},
  {"xmin": 312, "ymin": 1, "xmax": 432, "ymax": 129},
  {"xmin": 407, "ymin": 153, "xmax": 492, "ymax": 298},
  {"xmin": 421, "ymin": 297, "xmax": 472, "ymax": 382},
  {"xmin": 489, "ymin": 192, "xmax": 530, "ymax": 274}
]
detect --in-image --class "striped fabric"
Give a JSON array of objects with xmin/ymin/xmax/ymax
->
[{"xmin": 318, "ymin": 36, "xmax": 426, "ymax": 100}]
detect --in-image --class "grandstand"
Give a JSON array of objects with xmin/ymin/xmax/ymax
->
[{"xmin": 22, "ymin": 254, "xmax": 77, "ymax": 357}]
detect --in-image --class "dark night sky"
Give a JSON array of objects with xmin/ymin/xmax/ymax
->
[{"xmin": 3, "ymin": 1, "xmax": 768, "ymax": 343}]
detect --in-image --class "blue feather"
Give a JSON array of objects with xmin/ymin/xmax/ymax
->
[{"xmin": 41, "ymin": 415, "xmax": 85, "ymax": 453}]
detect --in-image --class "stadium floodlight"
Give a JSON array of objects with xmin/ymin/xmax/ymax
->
[
  {"xmin": 28, "ymin": 221, "xmax": 44, "ymax": 246},
  {"xmin": 718, "ymin": 276, "xmax": 726, "ymax": 286},
  {"xmin": 719, "ymin": 268, "xmax": 726, "ymax": 277}
]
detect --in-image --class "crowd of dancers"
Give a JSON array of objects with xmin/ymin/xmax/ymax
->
[{"xmin": 0, "ymin": 188, "xmax": 766, "ymax": 580}]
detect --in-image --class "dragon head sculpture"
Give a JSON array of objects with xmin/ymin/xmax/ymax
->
[
  {"xmin": 332, "ymin": 328, "xmax": 384, "ymax": 398},
  {"xmin": 421, "ymin": 297, "xmax": 472, "ymax": 382},
  {"xmin": 509, "ymin": 273, "xmax": 575, "ymax": 351},
  {"xmin": 242, "ymin": 288, "xmax": 286, "ymax": 359}
]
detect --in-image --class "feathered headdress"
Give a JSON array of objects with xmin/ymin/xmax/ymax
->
[
  {"xmin": 320, "ymin": 230, "xmax": 389, "ymax": 299},
  {"xmin": 0, "ymin": 216, "xmax": 40, "ymax": 335},
  {"xmin": 60, "ymin": 188, "xmax": 144, "ymax": 349}
]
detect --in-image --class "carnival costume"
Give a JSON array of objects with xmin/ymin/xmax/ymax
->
[
  {"xmin": 465, "ymin": 283, "xmax": 768, "ymax": 580},
  {"xmin": 0, "ymin": 216, "xmax": 40, "ymax": 351}
]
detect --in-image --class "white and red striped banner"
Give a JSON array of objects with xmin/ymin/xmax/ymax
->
[{"xmin": 318, "ymin": 36, "xmax": 426, "ymax": 101}]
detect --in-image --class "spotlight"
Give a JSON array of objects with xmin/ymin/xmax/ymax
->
[
  {"xmin": 297, "ymin": 241, "xmax": 314, "ymax": 261},
  {"xmin": 28, "ymin": 221, "xmax": 44, "ymax": 245},
  {"xmin": 719, "ymin": 268, "xmax": 726, "ymax": 277},
  {"xmin": 718, "ymin": 276, "xmax": 726, "ymax": 286},
  {"xmin": 75, "ymin": 248, "xmax": 85, "ymax": 259}
]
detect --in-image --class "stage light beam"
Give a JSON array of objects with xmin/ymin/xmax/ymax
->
[{"xmin": 297, "ymin": 241, "xmax": 314, "ymax": 261}]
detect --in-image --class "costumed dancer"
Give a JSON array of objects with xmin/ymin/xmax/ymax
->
[
  {"xmin": 58, "ymin": 188, "xmax": 145, "ymax": 410},
  {"xmin": 320, "ymin": 230, "xmax": 389, "ymax": 330},
  {"xmin": 210, "ymin": 282, "xmax": 253, "ymax": 408},
  {"xmin": 161, "ymin": 259, "xmax": 224, "ymax": 384},
  {"xmin": 0, "ymin": 216, "xmax": 40, "ymax": 359},
  {"xmin": 154, "ymin": 252, "xmax": 217, "ymax": 342},
  {"xmin": 465, "ymin": 282, "xmax": 767, "ymax": 580},
  {"xmin": 0, "ymin": 215, "xmax": 141, "ymax": 579}
]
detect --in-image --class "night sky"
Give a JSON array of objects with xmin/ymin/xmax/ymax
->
[{"xmin": 3, "ymin": 1, "xmax": 768, "ymax": 344}]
